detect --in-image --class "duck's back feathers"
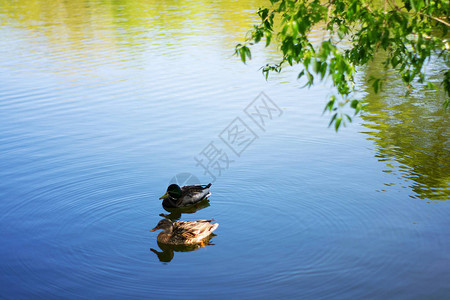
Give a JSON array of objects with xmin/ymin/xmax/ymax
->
[
  {"xmin": 180, "ymin": 184, "xmax": 211, "ymax": 203},
  {"xmin": 174, "ymin": 219, "xmax": 218, "ymax": 238},
  {"xmin": 157, "ymin": 219, "xmax": 219, "ymax": 245}
]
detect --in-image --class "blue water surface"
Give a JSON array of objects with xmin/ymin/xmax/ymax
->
[{"xmin": 0, "ymin": 0, "xmax": 449, "ymax": 298}]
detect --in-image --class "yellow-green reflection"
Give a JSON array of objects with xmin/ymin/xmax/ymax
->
[
  {"xmin": 0, "ymin": 0, "xmax": 275, "ymax": 81},
  {"xmin": 360, "ymin": 53, "xmax": 449, "ymax": 201},
  {"xmin": 0, "ymin": 0, "xmax": 271, "ymax": 45}
]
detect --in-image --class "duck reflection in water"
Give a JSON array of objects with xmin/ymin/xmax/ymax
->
[
  {"xmin": 159, "ymin": 198, "xmax": 210, "ymax": 221},
  {"xmin": 150, "ymin": 235, "xmax": 216, "ymax": 263}
]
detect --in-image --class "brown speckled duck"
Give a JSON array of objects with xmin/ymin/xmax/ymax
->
[{"xmin": 150, "ymin": 219, "xmax": 219, "ymax": 245}]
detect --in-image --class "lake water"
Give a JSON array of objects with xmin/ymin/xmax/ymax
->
[{"xmin": 1, "ymin": 0, "xmax": 449, "ymax": 298}]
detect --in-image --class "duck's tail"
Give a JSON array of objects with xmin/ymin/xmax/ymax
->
[{"xmin": 209, "ymin": 222, "xmax": 219, "ymax": 233}]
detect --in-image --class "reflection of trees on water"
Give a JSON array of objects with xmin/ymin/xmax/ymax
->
[
  {"xmin": 359, "ymin": 54, "xmax": 449, "ymax": 200},
  {"xmin": 0, "ymin": 0, "xmax": 270, "ymax": 48},
  {"xmin": 150, "ymin": 235, "xmax": 216, "ymax": 263}
]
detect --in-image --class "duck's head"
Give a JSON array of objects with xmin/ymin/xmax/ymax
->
[
  {"xmin": 159, "ymin": 184, "xmax": 182, "ymax": 200},
  {"xmin": 150, "ymin": 219, "xmax": 173, "ymax": 233}
]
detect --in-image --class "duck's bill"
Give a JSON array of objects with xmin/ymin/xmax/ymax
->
[
  {"xmin": 150, "ymin": 227, "xmax": 159, "ymax": 232},
  {"xmin": 159, "ymin": 192, "xmax": 169, "ymax": 200}
]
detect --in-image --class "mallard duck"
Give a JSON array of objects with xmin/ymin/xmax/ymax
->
[
  {"xmin": 159, "ymin": 183, "xmax": 211, "ymax": 208},
  {"xmin": 150, "ymin": 218, "xmax": 219, "ymax": 245}
]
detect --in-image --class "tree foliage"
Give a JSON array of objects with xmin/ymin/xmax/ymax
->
[{"xmin": 236, "ymin": 0, "xmax": 449, "ymax": 130}]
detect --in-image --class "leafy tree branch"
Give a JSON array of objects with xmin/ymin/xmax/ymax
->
[{"xmin": 236, "ymin": 0, "xmax": 449, "ymax": 130}]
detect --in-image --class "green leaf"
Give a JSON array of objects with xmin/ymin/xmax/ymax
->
[
  {"xmin": 236, "ymin": 45, "xmax": 252, "ymax": 64},
  {"xmin": 245, "ymin": 47, "xmax": 252, "ymax": 60},
  {"xmin": 254, "ymin": 29, "xmax": 262, "ymax": 43},
  {"xmin": 313, "ymin": 59, "xmax": 321, "ymax": 73},
  {"xmin": 328, "ymin": 112, "xmax": 337, "ymax": 128},
  {"xmin": 240, "ymin": 48, "xmax": 246, "ymax": 63},
  {"xmin": 306, "ymin": 71, "xmax": 314, "ymax": 87},
  {"xmin": 281, "ymin": 24, "xmax": 289, "ymax": 36},
  {"xmin": 323, "ymin": 96, "xmax": 336, "ymax": 114},
  {"xmin": 355, "ymin": 102, "xmax": 363, "ymax": 114},
  {"xmin": 258, "ymin": 8, "xmax": 269, "ymax": 20},
  {"xmin": 373, "ymin": 78, "xmax": 380, "ymax": 93},
  {"xmin": 334, "ymin": 117, "xmax": 342, "ymax": 131},
  {"xmin": 265, "ymin": 31, "xmax": 272, "ymax": 47},
  {"xmin": 320, "ymin": 62, "xmax": 327, "ymax": 79},
  {"xmin": 404, "ymin": 0, "xmax": 412, "ymax": 11}
]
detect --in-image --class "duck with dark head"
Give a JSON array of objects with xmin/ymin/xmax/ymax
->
[{"xmin": 159, "ymin": 183, "xmax": 211, "ymax": 208}]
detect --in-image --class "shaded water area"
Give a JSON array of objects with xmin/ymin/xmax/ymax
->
[{"xmin": 0, "ymin": 0, "xmax": 449, "ymax": 298}]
